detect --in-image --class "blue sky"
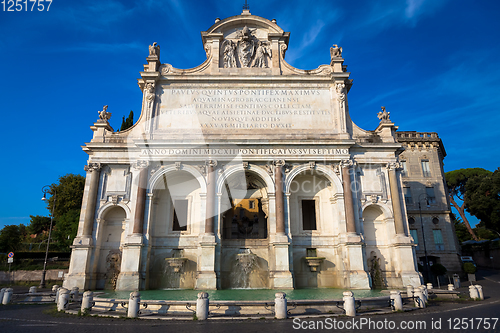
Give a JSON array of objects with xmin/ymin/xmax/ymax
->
[{"xmin": 1, "ymin": 0, "xmax": 499, "ymax": 229}]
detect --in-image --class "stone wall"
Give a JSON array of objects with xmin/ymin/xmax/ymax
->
[{"xmin": 0, "ymin": 269, "xmax": 68, "ymax": 284}]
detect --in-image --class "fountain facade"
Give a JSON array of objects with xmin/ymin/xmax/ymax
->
[{"xmin": 64, "ymin": 10, "xmax": 429, "ymax": 292}]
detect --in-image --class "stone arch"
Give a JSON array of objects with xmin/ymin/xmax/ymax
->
[
  {"xmin": 96, "ymin": 202, "xmax": 131, "ymax": 220},
  {"xmin": 216, "ymin": 164, "xmax": 274, "ymax": 195},
  {"xmin": 361, "ymin": 203, "xmax": 393, "ymax": 220},
  {"xmin": 285, "ymin": 164, "xmax": 342, "ymax": 195},
  {"xmin": 148, "ymin": 164, "xmax": 207, "ymax": 194}
]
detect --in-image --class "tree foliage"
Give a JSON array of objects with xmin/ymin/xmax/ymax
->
[
  {"xmin": 0, "ymin": 224, "xmax": 26, "ymax": 252},
  {"xmin": 465, "ymin": 168, "xmax": 500, "ymax": 234},
  {"xmin": 120, "ymin": 110, "xmax": 134, "ymax": 131},
  {"xmin": 28, "ymin": 215, "xmax": 51, "ymax": 235},
  {"xmin": 445, "ymin": 168, "xmax": 492, "ymax": 240},
  {"xmin": 45, "ymin": 174, "xmax": 85, "ymax": 219}
]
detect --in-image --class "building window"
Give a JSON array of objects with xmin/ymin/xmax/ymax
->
[
  {"xmin": 421, "ymin": 160, "xmax": 431, "ymax": 177},
  {"xmin": 248, "ymin": 200, "xmax": 255, "ymax": 209},
  {"xmin": 302, "ymin": 199, "xmax": 317, "ymax": 231},
  {"xmin": 433, "ymin": 229, "xmax": 444, "ymax": 251},
  {"xmin": 432, "ymin": 217, "xmax": 439, "ymax": 224},
  {"xmin": 403, "ymin": 187, "xmax": 412, "ymax": 205},
  {"xmin": 410, "ymin": 229, "xmax": 419, "ymax": 250},
  {"xmin": 426, "ymin": 187, "xmax": 436, "ymax": 204},
  {"xmin": 401, "ymin": 160, "xmax": 408, "ymax": 177},
  {"xmin": 408, "ymin": 216, "xmax": 415, "ymax": 224},
  {"xmin": 172, "ymin": 199, "xmax": 188, "ymax": 231}
]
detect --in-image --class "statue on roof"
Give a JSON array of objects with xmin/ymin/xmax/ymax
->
[
  {"xmin": 330, "ymin": 44, "xmax": 342, "ymax": 64},
  {"xmin": 377, "ymin": 106, "xmax": 392, "ymax": 124},
  {"xmin": 148, "ymin": 42, "xmax": 160, "ymax": 57},
  {"xmin": 98, "ymin": 105, "xmax": 111, "ymax": 121}
]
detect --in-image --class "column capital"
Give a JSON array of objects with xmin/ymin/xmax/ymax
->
[
  {"xmin": 274, "ymin": 159, "xmax": 286, "ymax": 167},
  {"xmin": 386, "ymin": 162, "xmax": 403, "ymax": 170},
  {"xmin": 132, "ymin": 160, "xmax": 149, "ymax": 170},
  {"xmin": 205, "ymin": 159, "xmax": 218, "ymax": 168},
  {"xmin": 339, "ymin": 159, "xmax": 355, "ymax": 169},
  {"xmin": 84, "ymin": 162, "xmax": 101, "ymax": 172}
]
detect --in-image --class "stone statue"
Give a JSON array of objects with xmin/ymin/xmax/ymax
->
[
  {"xmin": 222, "ymin": 40, "xmax": 237, "ymax": 68},
  {"xmin": 98, "ymin": 105, "xmax": 111, "ymax": 121},
  {"xmin": 148, "ymin": 42, "xmax": 160, "ymax": 57},
  {"xmin": 145, "ymin": 83, "xmax": 155, "ymax": 111},
  {"xmin": 330, "ymin": 44, "xmax": 342, "ymax": 59},
  {"xmin": 377, "ymin": 106, "xmax": 391, "ymax": 123},
  {"xmin": 236, "ymin": 26, "xmax": 256, "ymax": 67},
  {"xmin": 253, "ymin": 41, "xmax": 272, "ymax": 68}
]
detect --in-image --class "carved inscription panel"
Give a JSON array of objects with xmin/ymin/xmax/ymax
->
[{"xmin": 156, "ymin": 87, "xmax": 337, "ymax": 132}]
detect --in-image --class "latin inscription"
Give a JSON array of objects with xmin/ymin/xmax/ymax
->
[
  {"xmin": 157, "ymin": 88, "xmax": 336, "ymax": 131},
  {"xmin": 141, "ymin": 148, "xmax": 349, "ymax": 157}
]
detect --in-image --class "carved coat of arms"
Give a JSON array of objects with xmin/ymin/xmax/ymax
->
[{"xmin": 221, "ymin": 26, "xmax": 272, "ymax": 68}]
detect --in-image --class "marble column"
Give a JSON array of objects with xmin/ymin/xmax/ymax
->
[
  {"xmin": 133, "ymin": 164, "xmax": 149, "ymax": 235},
  {"xmin": 274, "ymin": 160, "xmax": 285, "ymax": 235},
  {"xmin": 205, "ymin": 160, "xmax": 217, "ymax": 234},
  {"xmin": 387, "ymin": 163, "xmax": 405, "ymax": 235},
  {"xmin": 82, "ymin": 163, "xmax": 101, "ymax": 237},
  {"xmin": 341, "ymin": 160, "xmax": 356, "ymax": 234}
]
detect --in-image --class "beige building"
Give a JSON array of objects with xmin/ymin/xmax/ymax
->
[
  {"xmin": 396, "ymin": 132, "xmax": 461, "ymax": 275},
  {"xmin": 63, "ymin": 10, "xmax": 459, "ymax": 291}
]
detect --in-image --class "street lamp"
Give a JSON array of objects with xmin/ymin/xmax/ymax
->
[
  {"xmin": 40, "ymin": 185, "xmax": 56, "ymax": 289},
  {"xmin": 418, "ymin": 193, "xmax": 430, "ymax": 282}
]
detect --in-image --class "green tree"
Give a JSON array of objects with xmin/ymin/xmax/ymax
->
[
  {"xmin": 445, "ymin": 168, "xmax": 492, "ymax": 241},
  {"xmin": 51, "ymin": 209, "xmax": 80, "ymax": 251},
  {"xmin": 120, "ymin": 110, "xmax": 134, "ymax": 131},
  {"xmin": 28, "ymin": 215, "xmax": 51, "ymax": 236},
  {"xmin": 45, "ymin": 174, "xmax": 85, "ymax": 219},
  {"xmin": 0, "ymin": 224, "xmax": 25, "ymax": 252},
  {"xmin": 451, "ymin": 213, "xmax": 472, "ymax": 243},
  {"xmin": 465, "ymin": 168, "xmax": 500, "ymax": 234}
]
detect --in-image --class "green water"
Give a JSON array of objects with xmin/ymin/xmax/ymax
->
[{"xmin": 98, "ymin": 289, "xmax": 384, "ymax": 301}]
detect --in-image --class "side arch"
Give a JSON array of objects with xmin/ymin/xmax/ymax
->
[
  {"xmin": 96, "ymin": 202, "xmax": 131, "ymax": 220},
  {"xmin": 361, "ymin": 203, "xmax": 393, "ymax": 220}
]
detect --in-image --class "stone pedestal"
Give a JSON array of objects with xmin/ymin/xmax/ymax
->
[
  {"xmin": 195, "ymin": 234, "xmax": 217, "ymax": 290},
  {"xmin": 116, "ymin": 234, "xmax": 143, "ymax": 290},
  {"xmin": 271, "ymin": 235, "xmax": 293, "ymax": 289}
]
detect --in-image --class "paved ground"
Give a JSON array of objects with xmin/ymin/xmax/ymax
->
[{"xmin": 1, "ymin": 269, "xmax": 499, "ymax": 332}]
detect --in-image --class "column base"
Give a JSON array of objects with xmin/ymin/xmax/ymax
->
[
  {"xmin": 116, "ymin": 272, "xmax": 141, "ymax": 291},
  {"xmin": 345, "ymin": 270, "xmax": 371, "ymax": 289},
  {"xmin": 195, "ymin": 272, "xmax": 217, "ymax": 290},
  {"xmin": 271, "ymin": 271, "xmax": 294, "ymax": 289},
  {"xmin": 401, "ymin": 271, "xmax": 423, "ymax": 288},
  {"xmin": 63, "ymin": 273, "xmax": 90, "ymax": 290}
]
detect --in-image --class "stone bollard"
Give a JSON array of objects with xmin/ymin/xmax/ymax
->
[
  {"xmin": 0, "ymin": 288, "xmax": 6, "ymax": 303},
  {"xmin": 196, "ymin": 292, "xmax": 209, "ymax": 320},
  {"xmin": 475, "ymin": 285, "xmax": 484, "ymax": 300},
  {"xmin": 406, "ymin": 285, "xmax": 414, "ymax": 298},
  {"xmin": 55, "ymin": 286, "xmax": 61, "ymax": 303},
  {"xmin": 127, "ymin": 291, "xmax": 140, "ymax": 318},
  {"xmin": 274, "ymin": 292, "xmax": 287, "ymax": 319},
  {"xmin": 57, "ymin": 288, "xmax": 70, "ymax": 311},
  {"xmin": 413, "ymin": 288, "xmax": 426, "ymax": 308},
  {"xmin": 29, "ymin": 286, "xmax": 37, "ymax": 294},
  {"xmin": 70, "ymin": 287, "xmax": 80, "ymax": 300},
  {"xmin": 469, "ymin": 285, "xmax": 479, "ymax": 300},
  {"xmin": 81, "ymin": 291, "xmax": 94, "ymax": 313},
  {"xmin": 2, "ymin": 288, "xmax": 13, "ymax": 305},
  {"xmin": 420, "ymin": 285, "xmax": 428, "ymax": 302},
  {"xmin": 426, "ymin": 283, "xmax": 433, "ymax": 290},
  {"xmin": 447, "ymin": 284, "xmax": 455, "ymax": 291},
  {"xmin": 390, "ymin": 290, "xmax": 403, "ymax": 312},
  {"xmin": 343, "ymin": 291, "xmax": 356, "ymax": 317},
  {"xmin": 52, "ymin": 285, "xmax": 60, "ymax": 292}
]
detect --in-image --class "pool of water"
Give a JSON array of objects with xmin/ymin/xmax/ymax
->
[{"xmin": 98, "ymin": 289, "xmax": 385, "ymax": 301}]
